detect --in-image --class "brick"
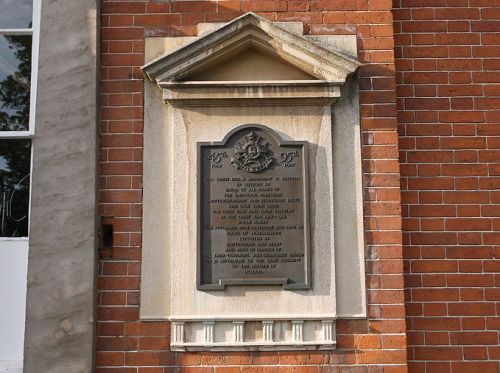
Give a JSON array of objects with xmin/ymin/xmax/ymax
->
[
  {"xmin": 412, "ymin": 288, "xmax": 459, "ymax": 301},
  {"xmin": 446, "ymin": 218, "xmax": 491, "ymax": 231},
  {"xmin": 217, "ymin": 368, "xmax": 243, "ymax": 373},
  {"xmin": 463, "ymin": 317, "xmax": 486, "ymax": 330},
  {"xmin": 434, "ymin": 8, "xmax": 480, "ymax": 20},
  {"xmin": 278, "ymin": 353, "xmax": 328, "ymax": 366},
  {"xmin": 413, "ymin": 318, "xmax": 461, "ymax": 331},
  {"xmin": 404, "ymin": 72, "xmax": 448, "ymax": 84},
  {"xmin": 356, "ymin": 350, "xmax": 407, "ymax": 364},
  {"xmin": 403, "ymin": 46, "xmax": 448, "ymax": 58},
  {"xmin": 435, "ymin": 34, "xmax": 480, "ymax": 45},
  {"xmin": 448, "ymin": 39, "xmax": 474, "ymax": 54},
  {"xmin": 425, "ymin": 331, "xmax": 450, "ymax": 345},
  {"xmin": 441, "ymin": 137, "xmax": 486, "ymax": 149},
  {"xmin": 125, "ymin": 322, "xmax": 169, "ymax": 337},
  {"xmin": 171, "ymin": 1, "xmax": 217, "ymax": 12},
  {"xmin": 426, "ymin": 363, "xmax": 451, "ymax": 373},
  {"xmin": 408, "ymin": 178, "xmax": 455, "ymax": 190},
  {"xmin": 473, "ymin": 72, "xmax": 500, "ymax": 83},
  {"xmin": 438, "ymin": 84, "xmax": 483, "ymax": 96},
  {"xmin": 180, "ymin": 368, "xmax": 214, "ymax": 373},
  {"xmin": 449, "ymin": 302, "xmax": 496, "ymax": 316},
  {"xmin": 98, "ymin": 307, "xmax": 139, "ymax": 321},
  {"xmin": 102, "ymin": 27, "xmax": 144, "ymax": 41},
  {"xmin": 439, "ymin": 111, "xmax": 485, "ymax": 123},
  {"xmin": 402, "ymin": 21, "xmax": 447, "ymax": 33},
  {"xmin": 125, "ymin": 351, "xmax": 174, "ymax": 366},
  {"xmin": 413, "ymin": 346, "xmax": 462, "ymax": 360},
  {"xmin": 450, "ymin": 332, "xmax": 498, "ymax": 345},
  {"xmin": 99, "ymin": 322, "xmax": 125, "ymax": 337},
  {"xmin": 423, "ymin": 303, "xmax": 447, "ymax": 316},
  {"xmin": 137, "ymin": 337, "xmax": 170, "ymax": 351},
  {"xmin": 109, "ymin": 16, "xmax": 134, "ymax": 27},
  {"xmin": 102, "ymin": 2, "xmax": 146, "ymax": 14},
  {"xmin": 134, "ymin": 14, "xmax": 181, "ymax": 27},
  {"xmin": 100, "ymin": 291, "xmax": 127, "ymax": 306},
  {"xmin": 411, "ymin": 258, "xmax": 458, "ymax": 271},
  {"xmin": 96, "ymin": 351, "xmax": 125, "ymax": 366},
  {"xmin": 451, "ymin": 362, "xmax": 499, "ymax": 373},
  {"xmin": 464, "ymin": 346, "xmax": 488, "ymax": 360},
  {"xmin": 201, "ymin": 353, "xmax": 253, "ymax": 365},
  {"xmin": 98, "ymin": 336, "xmax": 138, "ymax": 351},
  {"xmin": 98, "ymin": 276, "xmax": 140, "ymax": 290}
]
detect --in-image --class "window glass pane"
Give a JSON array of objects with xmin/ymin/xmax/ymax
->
[
  {"xmin": 0, "ymin": 35, "xmax": 31, "ymax": 131},
  {"xmin": 0, "ymin": 0, "xmax": 33, "ymax": 29},
  {"xmin": 0, "ymin": 139, "xmax": 30, "ymax": 237}
]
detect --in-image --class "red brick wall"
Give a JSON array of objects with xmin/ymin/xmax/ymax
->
[
  {"xmin": 393, "ymin": 1, "xmax": 500, "ymax": 372},
  {"xmin": 97, "ymin": 1, "xmax": 406, "ymax": 372}
]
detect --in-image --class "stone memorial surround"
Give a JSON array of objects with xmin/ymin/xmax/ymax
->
[
  {"xmin": 140, "ymin": 11, "xmax": 365, "ymax": 351},
  {"xmin": 97, "ymin": 1, "xmax": 407, "ymax": 371}
]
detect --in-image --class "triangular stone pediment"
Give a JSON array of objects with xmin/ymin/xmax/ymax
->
[
  {"xmin": 143, "ymin": 12, "xmax": 360, "ymax": 84},
  {"xmin": 188, "ymin": 47, "xmax": 316, "ymax": 81}
]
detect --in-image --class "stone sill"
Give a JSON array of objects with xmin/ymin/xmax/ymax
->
[
  {"xmin": 171, "ymin": 342, "xmax": 337, "ymax": 352},
  {"xmin": 171, "ymin": 319, "xmax": 336, "ymax": 352}
]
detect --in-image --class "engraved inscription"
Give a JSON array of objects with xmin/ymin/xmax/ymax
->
[{"xmin": 198, "ymin": 124, "xmax": 310, "ymax": 290}]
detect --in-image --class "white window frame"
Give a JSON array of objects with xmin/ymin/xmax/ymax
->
[
  {"xmin": 0, "ymin": 0, "xmax": 41, "ymax": 239},
  {"xmin": 0, "ymin": 0, "xmax": 41, "ymax": 140}
]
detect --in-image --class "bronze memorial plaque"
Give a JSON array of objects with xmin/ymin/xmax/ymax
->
[{"xmin": 197, "ymin": 124, "xmax": 310, "ymax": 290}]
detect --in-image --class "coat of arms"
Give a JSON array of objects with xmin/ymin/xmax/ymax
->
[{"xmin": 231, "ymin": 131, "xmax": 274, "ymax": 173}]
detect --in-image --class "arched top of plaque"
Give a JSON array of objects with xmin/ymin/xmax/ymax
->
[
  {"xmin": 201, "ymin": 123, "xmax": 307, "ymax": 174},
  {"xmin": 220, "ymin": 123, "xmax": 289, "ymax": 144},
  {"xmin": 197, "ymin": 124, "xmax": 311, "ymax": 291}
]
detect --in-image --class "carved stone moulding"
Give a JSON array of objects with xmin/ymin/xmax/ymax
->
[
  {"xmin": 170, "ymin": 318, "xmax": 336, "ymax": 351},
  {"xmin": 160, "ymin": 81, "xmax": 341, "ymax": 107}
]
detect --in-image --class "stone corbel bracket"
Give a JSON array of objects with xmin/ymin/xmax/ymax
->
[{"xmin": 142, "ymin": 12, "xmax": 360, "ymax": 107}]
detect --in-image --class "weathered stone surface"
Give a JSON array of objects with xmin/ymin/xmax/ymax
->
[{"xmin": 23, "ymin": 1, "xmax": 98, "ymax": 372}]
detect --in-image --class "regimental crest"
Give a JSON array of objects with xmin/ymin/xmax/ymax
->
[{"xmin": 231, "ymin": 131, "xmax": 274, "ymax": 173}]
